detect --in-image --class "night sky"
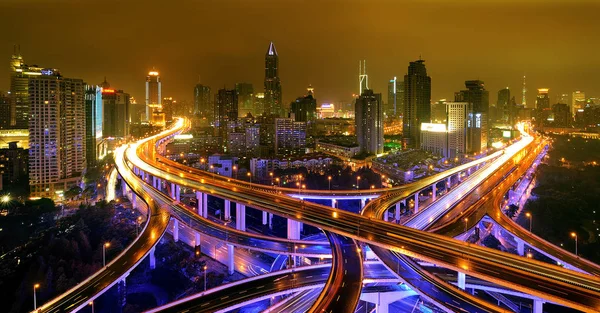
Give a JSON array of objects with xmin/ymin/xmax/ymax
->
[{"xmin": 0, "ymin": 0, "xmax": 598, "ymax": 106}]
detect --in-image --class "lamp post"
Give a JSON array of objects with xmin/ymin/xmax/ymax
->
[
  {"xmin": 328, "ymin": 176, "xmax": 332, "ymax": 190},
  {"xmin": 247, "ymin": 172, "xmax": 252, "ymax": 184},
  {"xmin": 356, "ymin": 176, "xmax": 361, "ymax": 190},
  {"xmin": 525, "ymin": 212, "xmax": 532, "ymax": 233},
  {"xmin": 275, "ymin": 177, "xmax": 280, "ymax": 188},
  {"xmin": 203, "ymin": 265, "xmax": 208, "ymax": 291},
  {"xmin": 269, "ymin": 172, "xmax": 274, "ymax": 186},
  {"xmin": 464, "ymin": 218, "xmax": 469, "ymax": 233},
  {"xmin": 210, "ymin": 165, "xmax": 215, "ymax": 180},
  {"xmin": 89, "ymin": 301, "xmax": 95, "ymax": 313},
  {"xmin": 233, "ymin": 165, "xmax": 237, "ymax": 180},
  {"xmin": 33, "ymin": 283, "xmax": 40, "ymax": 310},
  {"xmin": 571, "ymin": 232, "xmax": 578, "ymax": 256},
  {"xmin": 103, "ymin": 242, "xmax": 110, "ymax": 267}
]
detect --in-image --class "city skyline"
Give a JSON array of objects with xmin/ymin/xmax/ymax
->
[{"xmin": 0, "ymin": 1, "xmax": 598, "ymax": 106}]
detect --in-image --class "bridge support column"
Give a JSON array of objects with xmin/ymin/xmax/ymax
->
[
  {"xmin": 331, "ymin": 199, "xmax": 336, "ymax": 208},
  {"xmin": 196, "ymin": 191, "xmax": 203, "ymax": 216},
  {"xmin": 533, "ymin": 299, "xmax": 544, "ymax": 313},
  {"xmin": 195, "ymin": 232, "xmax": 201, "ymax": 247},
  {"xmin": 432, "ymin": 183, "xmax": 437, "ymax": 201},
  {"xmin": 262, "ymin": 211, "xmax": 268, "ymax": 225},
  {"xmin": 202, "ymin": 193, "xmax": 208, "ymax": 218},
  {"xmin": 458, "ymin": 272, "xmax": 466, "ymax": 290},
  {"xmin": 173, "ymin": 219, "xmax": 179, "ymax": 242},
  {"xmin": 175, "ymin": 185, "xmax": 181, "ymax": 202},
  {"xmin": 152, "ymin": 176, "xmax": 158, "ymax": 188},
  {"xmin": 235, "ymin": 203, "xmax": 246, "ymax": 231},
  {"xmin": 383, "ymin": 208, "xmax": 389, "ymax": 222},
  {"xmin": 131, "ymin": 193, "xmax": 137, "ymax": 209},
  {"xmin": 360, "ymin": 198, "xmax": 366, "ymax": 209},
  {"xmin": 269, "ymin": 213, "xmax": 273, "ymax": 229},
  {"xmin": 287, "ymin": 219, "xmax": 301, "ymax": 240},
  {"xmin": 395, "ymin": 203, "xmax": 401, "ymax": 221},
  {"xmin": 117, "ymin": 273, "xmax": 128, "ymax": 308},
  {"xmin": 224, "ymin": 199, "xmax": 231, "ymax": 220},
  {"xmin": 170, "ymin": 183, "xmax": 176, "ymax": 199},
  {"xmin": 149, "ymin": 247, "xmax": 156, "ymax": 269},
  {"xmin": 121, "ymin": 181, "xmax": 127, "ymax": 197},
  {"xmin": 447, "ymin": 176, "xmax": 451, "ymax": 188},
  {"xmin": 414, "ymin": 193, "xmax": 419, "ymax": 213},
  {"xmin": 517, "ymin": 239, "xmax": 525, "ymax": 256},
  {"xmin": 227, "ymin": 244, "xmax": 235, "ymax": 275}
]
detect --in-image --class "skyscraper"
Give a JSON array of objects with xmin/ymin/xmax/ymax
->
[
  {"xmin": 446, "ymin": 102, "xmax": 472, "ymax": 158},
  {"xmin": 522, "ymin": 75, "xmax": 528, "ymax": 108},
  {"xmin": 0, "ymin": 92, "xmax": 10, "ymax": 129},
  {"xmin": 215, "ymin": 89, "xmax": 238, "ymax": 148},
  {"xmin": 536, "ymin": 88, "xmax": 551, "ymax": 126},
  {"xmin": 194, "ymin": 84, "xmax": 211, "ymax": 122},
  {"xmin": 264, "ymin": 42, "xmax": 282, "ymax": 116},
  {"xmin": 29, "ymin": 73, "xmax": 86, "ymax": 199},
  {"xmin": 9, "ymin": 48, "xmax": 56, "ymax": 129},
  {"xmin": 85, "ymin": 85, "xmax": 103, "ymax": 168},
  {"xmin": 387, "ymin": 77, "xmax": 404, "ymax": 117},
  {"xmin": 355, "ymin": 89, "xmax": 383, "ymax": 155},
  {"xmin": 455, "ymin": 80, "xmax": 489, "ymax": 152},
  {"xmin": 572, "ymin": 91, "xmax": 586, "ymax": 117},
  {"xmin": 403, "ymin": 59, "xmax": 431, "ymax": 148},
  {"xmin": 236, "ymin": 83, "xmax": 254, "ymax": 117},
  {"xmin": 497, "ymin": 87, "xmax": 511, "ymax": 124},
  {"xmin": 102, "ymin": 82, "xmax": 130, "ymax": 138},
  {"xmin": 290, "ymin": 85, "xmax": 317, "ymax": 132},
  {"xmin": 145, "ymin": 70, "xmax": 162, "ymax": 122}
]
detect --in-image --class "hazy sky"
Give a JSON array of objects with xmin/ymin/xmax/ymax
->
[{"xmin": 0, "ymin": 0, "xmax": 598, "ymax": 107}]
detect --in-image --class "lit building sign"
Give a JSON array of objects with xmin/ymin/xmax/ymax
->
[{"xmin": 421, "ymin": 123, "xmax": 447, "ymax": 133}]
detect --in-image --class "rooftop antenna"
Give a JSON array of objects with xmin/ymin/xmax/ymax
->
[{"xmin": 359, "ymin": 60, "xmax": 368, "ymax": 94}]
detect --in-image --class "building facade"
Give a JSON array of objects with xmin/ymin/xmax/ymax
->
[
  {"xmin": 274, "ymin": 118, "xmax": 306, "ymax": 155},
  {"xmin": 29, "ymin": 74, "xmax": 86, "ymax": 199},
  {"xmin": 403, "ymin": 59, "xmax": 431, "ymax": 148},
  {"xmin": 355, "ymin": 89, "xmax": 383, "ymax": 155},
  {"xmin": 264, "ymin": 42, "xmax": 282, "ymax": 116},
  {"xmin": 446, "ymin": 102, "xmax": 472, "ymax": 158},
  {"xmin": 145, "ymin": 70, "xmax": 162, "ymax": 122}
]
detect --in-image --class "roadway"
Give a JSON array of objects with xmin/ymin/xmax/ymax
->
[{"xmin": 131, "ymin": 119, "xmax": 600, "ymax": 312}]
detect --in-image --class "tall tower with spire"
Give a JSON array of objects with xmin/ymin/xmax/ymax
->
[
  {"xmin": 264, "ymin": 42, "xmax": 282, "ymax": 116},
  {"xmin": 522, "ymin": 75, "xmax": 528, "ymax": 108}
]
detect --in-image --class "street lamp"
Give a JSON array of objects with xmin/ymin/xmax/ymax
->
[
  {"xmin": 203, "ymin": 265, "xmax": 208, "ymax": 291},
  {"xmin": 571, "ymin": 232, "xmax": 578, "ymax": 256},
  {"xmin": 328, "ymin": 176, "xmax": 332, "ymax": 190},
  {"xmin": 1, "ymin": 195, "xmax": 10, "ymax": 203},
  {"xmin": 89, "ymin": 301, "xmax": 95, "ymax": 313},
  {"xmin": 232, "ymin": 165, "xmax": 237, "ymax": 180},
  {"xmin": 356, "ymin": 176, "xmax": 361, "ymax": 190},
  {"xmin": 136, "ymin": 216, "xmax": 142, "ymax": 236},
  {"xmin": 247, "ymin": 172, "xmax": 252, "ymax": 184},
  {"xmin": 525, "ymin": 212, "xmax": 532, "ymax": 233},
  {"xmin": 464, "ymin": 218, "xmax": 469, "ymax": 232},
  {"xmin": 103, "ymin": 242, "xmax": 110, "ymax": 267},
  {"xmin": 269, "ymin": 172, "xmax": 274, "ymax": 186},
  {"xmin": 33, "ymin": 283, "xmax": 40, "ymax": 311},
  {"xmin": 210, "ymin": 165, "xmax": 215, "ymax": 180},
  {"xmin": 275, "ymin": 177, "xmax": 280, "ymax": 187}
]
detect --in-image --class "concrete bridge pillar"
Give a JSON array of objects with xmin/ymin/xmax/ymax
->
[
  {"xmin": 149, "ymin": 247, "xmax": 156, "ymax": 269},
  {"xmin": 117, "ymin": 273, "xmax": 129, "ymax": 308},
  {"xmin": 360, "ymin": 198, "xmax": 366, "ymax": 209},
  {"xmin": 432, "ymin": 183, "xmax": 437, "ymax": 201},
  {"xmin": 331, "ymin": 199, "xmax": 336, "ymax": 208},
  {"xmin": 517, "ymin": 239, "xmax": 525, "ymax": 256},
  {"xmin": 224, "ymin": 199, "xmax": 231, "ymax": 220},
  {"xmin": 195, "ymin": 231, "xmax": 201, "ymax": 247},
  {"xmin": 287, "ymin": 219, "xmax": 301, "ymax": 240},
  {"xmin": 458, "ymin": 272, "xmax": 466, "ymax": 290},
  {"xmin": 262, "ymin": 211, "xmax": 268, "ymax": 225},
  {"xmin": 235, "ymin": 203, "xmax": 246, "ymax": 231},
  {"xmin": 447, "ymin": 176, "xmax": 451, "ymax": 188},
  {"xmin": 170, "ymin": 183, "xmax": 176, "ymax": 199},
  {"xmin": 533, "ymin": 299, "xmax": 544, "ymax": 313},
  {"xmin": 175, "ymin": 185, "xmax": 181, "ymax": 202},
  {"xmin": 152, "ymin": 176, "xmax": 158, "ymax": 189},
  {"xmin": 173, "ymin": 219, "xmax": 179, "ymax": 242},
  {"xmin": 383, "ymin": 208, "xmax": 389, "ymax": 222},
  {"xmin": 395, "ymin": 203, "xmax": 401, "ymax": 221},
  {"xmin": 227, "ymin": 244, "xmax": 235, "ymax": 275},
  {"xmin": 269, "ymin": 213, "xmax": 273, "ymax": 229},
  {"xmin": 414, "ymin": 193, "xmax": 419, "ymax": 213}
]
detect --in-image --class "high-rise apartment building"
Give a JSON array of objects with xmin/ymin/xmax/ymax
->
[
  {"xmin": 572, "ymin": 91, "xmax": 586, "ymax": 117},
  {"xmin": 264, "ymin": 42, "xmax": 282, "ymax": 116},
  {"xmin": 145, "ymin": 70, "xmax": 162, "ymax": 122},
  {"xmin": 535, "ymin": 88, "xmax": 551, "ymax": 127},
  {"xmin": 386, "ymin": 77, "xmax": 404, "ymax": 117},
  {"xmin": 446, "ymin": 102, "xmax": 472, "ymax": 158},
  {"xmin": 162, "ymin": 97, "xmax": 175, "ymax": 122},
  {"xmin": 102, "ymin": 83, "xmax": 130, "ymax": 138},
  {"xmin": 355, "ymin": 89, "xmax": 383, "ymax": 155},
  {"xmin": 194, "ymin": 84, "xmax": 211, "ymax": 120},
  {"xmin": 0, "ymin": 92, "xmax": 10, "ymax": 129},
  {"xmin": 29, "ymin": 74, "xmax": 86, "ymax": 199},
  {"xmin": 236, "ymin": 83, "xmax": 254, "ymax": 118},
  {"xmin": 274, "ymin": 118, "xmax": 306, "ymax": 155},
  {"xmin": 455, "ymin": 80, "xmax": 489, "ymax": 152},
  {"xmin": 215, "ymin": 89, "xmax": 238, "ymax": 149},
  {"xmin": 497, "ymin": 87, "xmax": 511, "ymax": 124},
  {"xmin": 403, "ymin": 59, "xmax": 431, "ymax": 148}
]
